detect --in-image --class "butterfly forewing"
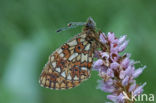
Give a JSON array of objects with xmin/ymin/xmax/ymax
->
[{"xmin": 39, "ymin": 33, "xmax": 95, "ymax": 90}]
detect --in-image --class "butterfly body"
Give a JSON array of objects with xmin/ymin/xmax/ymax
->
[{"xmin": 39, "ymin": 17, "xmax": 100, "ymax": 90}]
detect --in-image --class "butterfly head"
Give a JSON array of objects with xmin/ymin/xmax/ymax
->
[{"xmin": 85, "ymin": 17, "xmax": 96, "ymax": 30}]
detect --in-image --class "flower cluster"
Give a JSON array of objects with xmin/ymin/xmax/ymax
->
[{"xmin": 93, "ymin": 32, "xmax": 146, "ymax": 103}]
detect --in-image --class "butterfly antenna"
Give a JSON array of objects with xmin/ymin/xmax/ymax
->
[{"xmin": 56, "ymin": 22, "xmax": 85, "ymax": 32}]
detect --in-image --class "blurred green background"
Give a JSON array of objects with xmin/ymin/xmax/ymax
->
[{"xmin": 0, "ymin": 0, "xmax": 156, "ymax": 103}]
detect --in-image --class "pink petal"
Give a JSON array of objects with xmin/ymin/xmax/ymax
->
[
  {"xmin": 118, "ymin": 35, "xmax": 127, "ymax": 44},
  {"xmin": 107, "ymin": 95, "xmax": 117, "ymax": 102},
  {"xmin": 101, "ymin": 52, "xmax": 109, "ymax": 58},
  {"xmin": 129, "ymin": 81, "xmax": 136, "ymax": 92},
  {"xmin": 99, "ymin": 33, "xmax": 107, "ymax": 44},
  {"xmin": 118, "ymin": 40, "xmax": 129, "ymax": 52},
  {"xmin": 108, "ymin": 32, "xmax": 115, "ymax": 42},
  {"xmin": 119, "ymin": 70, "xmax": 125, "ymax": 79},
  {"xmin": 125, "ymin": 65, "xmax": 133, "ymax": 76},
  {"xmin": 122, "ymin": 76, "xmax": 129, "ymax": 86},
  {"xmin": 93, "ymin": 59, "xmax": 103, "ymax": 70},
  {"xmin": 133, "ymin": 66, "xmax": 146, "ymax": 78},
  {"xmin": 110, "ymin": 62, "xmax": 119, "ymax": 70},
  {"xmin": 121, "ymin": 56, "xmax": 130, "ymax": 68},
  {"xmin": 107, "ymin": 69, "xmax": 114, "ymax": 77},
  {"xmin": 133, "ymin": 82, "xmax": 146, "ymax": 96},
  {"xmin": 97, "ymin": 80, "xmax": 115, "ymax": 93}
]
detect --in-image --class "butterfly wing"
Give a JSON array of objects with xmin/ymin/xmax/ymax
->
[{"xmin": 39, "ymin": 33, "xmax": 95, "ymax": 90}]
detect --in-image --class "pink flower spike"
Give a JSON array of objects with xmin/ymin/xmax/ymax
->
[{"xmin": 93, "ymin": 31, "xmax": 146, "ymax": 103}]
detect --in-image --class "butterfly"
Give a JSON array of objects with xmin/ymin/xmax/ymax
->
[{"xmin": 39, "ymin": 17, "xmax": 102, "ymax": 90}]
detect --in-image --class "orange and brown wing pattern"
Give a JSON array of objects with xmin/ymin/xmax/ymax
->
[{"xmin": 39, "ymin": 33, "xmax": 95, "ymax": 90}]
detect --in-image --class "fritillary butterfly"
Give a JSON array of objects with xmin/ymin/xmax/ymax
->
[{"xmin": 39, "ymin": 17, "xmax": 101, "ymax": 90}]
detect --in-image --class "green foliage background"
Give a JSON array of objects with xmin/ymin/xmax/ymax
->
[{"xmin": 0, "ymin": 0, "xmax": 156, "ymax": 103}]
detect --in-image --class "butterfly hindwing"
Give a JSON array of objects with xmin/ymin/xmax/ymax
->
[{"xmin": 39, "ymin": 33, "xmax": 95, "ymax": 90}]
